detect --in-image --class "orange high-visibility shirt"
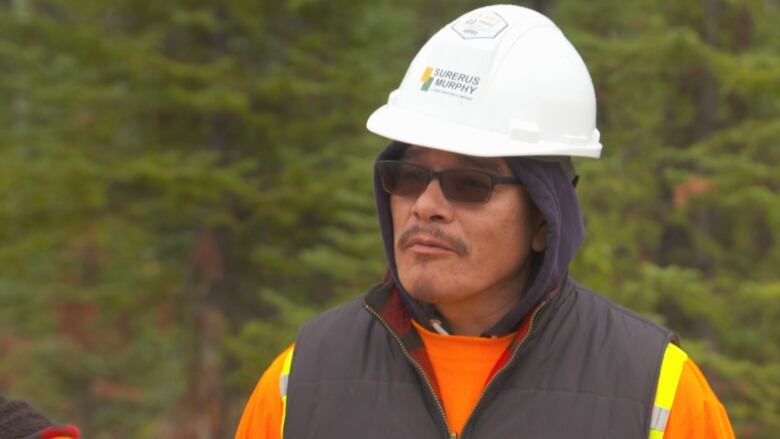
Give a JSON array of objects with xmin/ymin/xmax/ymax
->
[
  {"xmin": 411, "ymin": 320, "xmax": 515, "ymax": 435},
  {"xmin": 235, "ymin": 330, "xmax": 734, "ymax": 438},
  {"xmin": 234, "ymin": 345, "xmax": 294, "ymax": 439}
]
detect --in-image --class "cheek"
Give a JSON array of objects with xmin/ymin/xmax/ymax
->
[
  {"xmin": 467, "ymin": 204, "xmax": 532, "ymax": 266},
  {"xmin": 390, "ymin": 197, "xmax": 408, "ymax": 241}
]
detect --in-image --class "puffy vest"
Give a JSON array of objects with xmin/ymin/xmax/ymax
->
[{"xmin": 283, "ymin": 277, "xmax": 682, "ymax": 438}]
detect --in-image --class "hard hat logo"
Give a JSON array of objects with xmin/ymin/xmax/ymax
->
[
  {"xmin": 452, "ymin": 11, "xmax": 507, "ymax": 40},
  {"xmin": 419, "ymin": 66, "xmax": 481, "ymax": 99},
  {"xmin": 420, "ymin": 67, "xmax": 434, "ymax": 91}
]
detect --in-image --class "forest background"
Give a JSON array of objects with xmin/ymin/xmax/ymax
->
[{"xmin": 1, "ymin": 0, "xmax": 778, "ymax": 437}]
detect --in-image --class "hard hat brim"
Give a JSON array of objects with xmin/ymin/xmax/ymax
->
[{"xmin": 367, "ymin": 105, "xmax": 602, "ymax": 159}]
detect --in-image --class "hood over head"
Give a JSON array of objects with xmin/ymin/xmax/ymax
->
[{"xmin": 373, "ymin": 141, "xmax": 585, "ymax": 336}]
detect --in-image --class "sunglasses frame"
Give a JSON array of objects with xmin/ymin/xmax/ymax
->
[{"xmin": 376, "ymin": 160, "xmax": 522, "ymax": 204}]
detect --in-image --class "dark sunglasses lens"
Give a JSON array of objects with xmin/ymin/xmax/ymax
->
[
  {"xmin": 379, "ymin": 162, "xmax": 430, "ymax": 197},
  {"xmin": 442, "ymin": 170, "xmax": 493, "ymax": 203}
]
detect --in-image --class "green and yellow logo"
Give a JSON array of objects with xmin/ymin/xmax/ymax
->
[
  {"xmin": 418, "ymin": 66, "xmax": 481, "ymax": 99},
  {"xmin": 420, "ymin": 67, "xmax": 434, "ymax": 91}
]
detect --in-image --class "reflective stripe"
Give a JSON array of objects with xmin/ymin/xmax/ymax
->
[
  {"xmin": 650, "ymin": 406, "xmax": 670, "ymax": 431},
  {"xmin": 280, "ymin": 347, "xmax": 295, "ymax": 438},
  {"xmin": 648, "ymin": 343, "xmax": 688, "ymax": 439},
  {"xmin": 279, "ymin": 374, "xmax": 289, "ymax": 397}
]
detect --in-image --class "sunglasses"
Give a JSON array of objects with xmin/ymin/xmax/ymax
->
[{"xmin": 376, "ymin": 160, "xmax": 522, "ymax": 204}]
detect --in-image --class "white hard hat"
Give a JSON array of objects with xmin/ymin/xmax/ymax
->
[{"xmin": 366, "ymin": 4, "xmax": 602, "ymax": 159}]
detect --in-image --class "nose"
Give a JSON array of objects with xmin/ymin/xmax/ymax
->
[{"xmin": 410, "ymin": 177, "xmax": 454, "ymax": 223}]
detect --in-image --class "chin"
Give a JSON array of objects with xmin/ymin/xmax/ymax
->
[{"xmin": 402, "ymin": 275, "xmax": 456, "ymax": 304}]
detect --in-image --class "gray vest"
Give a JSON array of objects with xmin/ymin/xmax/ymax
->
[{"xmin": 285, "ymin": 277, "xmax": 675, "ymax": 438}]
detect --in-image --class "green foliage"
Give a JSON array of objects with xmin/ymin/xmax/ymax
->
[{"xmin": 0, "ymin": 0, "xmax": 777, "ymax": 437}]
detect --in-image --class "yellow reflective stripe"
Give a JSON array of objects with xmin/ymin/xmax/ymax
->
[
  {"xmin": 280, "ymin": 347, "xmax": 295, "ymax": 438},
  {"xmin": 649, "ymin": 343, "xmax": 688, "ymax": 439}
]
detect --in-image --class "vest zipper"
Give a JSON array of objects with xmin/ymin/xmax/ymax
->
[
  {"xmin": 459, "ymin": 300, "xmax": 548, "ymax": 438},
  {"xmin": 363, "ymin": 303, "xmax": 454, "ymax": 439}
]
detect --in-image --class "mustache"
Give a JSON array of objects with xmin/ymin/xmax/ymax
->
[{"xmin": 398, "ymin": 224, "xmax": 469, "ymax": 256}]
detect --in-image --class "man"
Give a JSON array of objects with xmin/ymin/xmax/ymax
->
[
  {"xmin": 236, "ymin": 5, "xmax": 734, "ymax": 438},
  {"xmin": 0, "ymin": 394, "xmax": 79, "ymax": 439}
]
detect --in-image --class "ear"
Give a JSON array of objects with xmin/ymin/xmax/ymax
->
[{"xmin": 531, "ymin": 216, "xmax": 547, "ymax": 252}]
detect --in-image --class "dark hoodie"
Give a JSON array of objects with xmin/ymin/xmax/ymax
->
[{"xmin": 373, "ymin": 141, "xmax": 585, "ymax": 336}]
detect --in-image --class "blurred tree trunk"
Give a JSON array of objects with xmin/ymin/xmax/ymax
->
[
  {"xmin": 695, "ymin": 0, "xmax": 719, "ymax": 138},
  {"xmin": 9, "ymin": 0, "xmax": 28, "ymax": 139},
  {"xmin": 169, "ymin": 10, "xmax": 235, "ymax": 436},
  {"xmin": 173, "ymin": 229, "xmax": 228, "ymax": 439},
  {"xmin": 688, "ymin": 0, "xmax": 719, "ymax": 270}
]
